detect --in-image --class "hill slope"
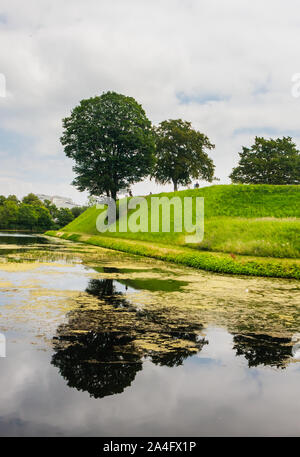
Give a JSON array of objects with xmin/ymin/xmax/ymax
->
[
  {"xmin": 63, "ymin": 184, "xmax": 300, "ymax": 259},
  {"xmin": 46, "ymin": 185, "xmax": 300, "ymax": 279}
]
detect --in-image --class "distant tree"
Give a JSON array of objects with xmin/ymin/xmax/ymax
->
[
  {"xmin": 18, "ymin": 204, "xmax": 38, "ymax": 230},
  {"xmin": 22, "ymin": 193, "xmax": 43, "ymax": 206},
  {"xmin": 87, "ymin": 196, "xmax": 98, "ymax": 207},
  {"xmin": 0, "ymin": 195, "xmax": 55, "ymax": 231},
  {"xmin": 35, "ymin": 206, "xmax": 53, "ymax": 229},
  {"xmin": 56, "ymin": 208, "xmax": 74, "ymax": 227},
  {"xmin": 0, "ymin": 207, "xmax": 4, "ymax": 228},
  {"xmin": 152, "ymin": 119, "xmax": 216, "ymax": 191},
  {"xmin": 230, "ymin": 136, "xmax": 300, "ymax": 184},
  {"xmin": 43, "ymin": 199, "xmax": 51, "ymax": 207},
  {"xmin": 43, "ymin": 200, "xmax": 59, "ymax": 219},
  {"xmin": 61, "ymin": 91, "xmax": 155, "ymax": 201},
  {"xmin": 6, "ymin": 195, "xmax": 19, "ymax": 204},
  {"xmin": 71, "ymin": 206, "xmax": 87, "ymax": 218},
  {"xmin": 0, "ymin": 200, "xmax": 19, "ymax": 228}
]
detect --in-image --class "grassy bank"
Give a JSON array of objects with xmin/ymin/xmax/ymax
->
[
  {"xmin": 45, "ymin": 230, "xmax": 300, "ymax": 279},
  {"xmin": 63, "ymin": 184, "xmax": 300, "ymax": 258},
  {"xmin": 45, "ymin": 184, "xmax": 300, "ymax": 279}
]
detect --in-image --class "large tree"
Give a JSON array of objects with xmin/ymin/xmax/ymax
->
[
  {"xmin": 230, "ymin": 136, "xmax": 300, "ymax": 184},
  {"xmin": 61, "ymin": 91, "xmax": 155, "ymax": 201},
  {"xmin": 152, "ymin": 119, "xmax": 215, "ymax": 191}
]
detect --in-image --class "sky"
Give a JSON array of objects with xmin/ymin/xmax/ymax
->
[{"xmin": 0, "ymin": 0, "xmax": 300, "ymax": 204}]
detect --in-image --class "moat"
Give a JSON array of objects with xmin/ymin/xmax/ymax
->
[{"xmin": 0, "ymin": 232, "xmax": 299, "ymax": 436}]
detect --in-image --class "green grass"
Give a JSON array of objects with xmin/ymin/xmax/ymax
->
[
  {"xmin": 45, "ymin": 231, "xmax": 300, "ymax": 279},
  {"xmin": 63, "ymin": 184, "xmax": 300, "ymax": 258},
  {"xmin": 198, "ymin": 217, "xmax": 300, "ymax": 258},
  {"xmin": 46, "ymin": 184, "xmax": 300, "ymax": 278}
]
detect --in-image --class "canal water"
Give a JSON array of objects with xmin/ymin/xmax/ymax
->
[{"xmin": 0, "ymin": 232, "xmax": 299, "ymax": 436}]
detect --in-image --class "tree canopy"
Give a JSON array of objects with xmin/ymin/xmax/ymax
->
[
  {"xmin": 0, "ymin": 194, "xmax": 83, "ymax": 231},
  {"xmin": 56, "ymin": 207, "xmax": 74, "ymax": 227},
  {"xmin": 230, "ymin": 136, "xmax": 300, "ymax": 184},
  {"xmin": 22, "ymin": 193, "xmax": 43, "ymax": 206},
  {"xmin": 61, "ymin": 91, "xmax": 155, "ymax": 200},
  {"xmin": 152, "ymin": 119, "xmax": 215, "ymax": 191}
]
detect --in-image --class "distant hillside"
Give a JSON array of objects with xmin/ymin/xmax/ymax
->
[{"xmin": 62, "ymin": 184, "xmax": 300, "ymax": 259}]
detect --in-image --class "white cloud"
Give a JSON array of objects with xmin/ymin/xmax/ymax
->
[{"xmin": 0, "ymin": 0, "xmax": 300, "ymax": 200}]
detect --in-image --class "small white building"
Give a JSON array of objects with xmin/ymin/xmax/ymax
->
[{"xmin": 36, "ymin": 194, "xmax": 79, "ymax": 209}]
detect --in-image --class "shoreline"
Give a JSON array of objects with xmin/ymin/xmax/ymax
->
[{"xmin": 45, "ymin": 230, "xmax": 300, "ymax": 280}]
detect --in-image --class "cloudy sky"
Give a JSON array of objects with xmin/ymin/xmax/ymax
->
[{"xmin": 0, "ymin": 0, "xmax": 300, "ymax": 204}]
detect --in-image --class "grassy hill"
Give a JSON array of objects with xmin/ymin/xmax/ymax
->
[
  {"xmin": 46, "ymin": 184, "xmax": 300, "ymax": 279},
  {"xmin": 62, "ymin": 184, "xmax": 300, "ymax": 258}
]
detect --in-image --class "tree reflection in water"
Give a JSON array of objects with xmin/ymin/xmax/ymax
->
[
  {"xmin": 52, "ymin": 331, "xmax": 143, "ymax": 398},
  {"xmin": 52, "ymin": 278, "xmax": 298, "ymax": 398},
  {"xmin": 52, "ymin": 278, "xmax": 208, "ymax": 398},
  {"xmin": 233, "ymin": 333, "xmax": 294, "ymax": 368}
]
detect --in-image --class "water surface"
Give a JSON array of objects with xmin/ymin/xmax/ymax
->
[{"xmin": 0, "ymin": 233, "xmax": 299, "ymax": 436}]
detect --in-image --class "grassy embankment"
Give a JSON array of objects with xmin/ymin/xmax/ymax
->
[{"xmin": 46, "ymin": 184, "xmax": 300, "ymax": 279}]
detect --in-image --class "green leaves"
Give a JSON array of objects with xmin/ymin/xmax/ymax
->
[
  {"xmin": 230, "ymin": 136, "xmax": 300, "ymax": 184},
  {"xmin": 61, "ymin": 91, "xmax": 155, "ymax": 199},
  {"xmin": 152, "ymin": 119, "xmax": 216, "ymax": 190},
  {"xmin": 0, "ymin": 194, "xmax": 75, "ymax": 231},
  {"xmin": 56, "ymin": 208, "xmax": 74, "ymax": 227}
]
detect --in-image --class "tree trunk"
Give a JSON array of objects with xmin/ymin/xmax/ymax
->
[
  {"xmin": 173, "ymin": 181, "xmax": 178, "ymax": 191},
  {"xmin": 111, "ymin": 190, "xmax": 117, "ymax": 201}
]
